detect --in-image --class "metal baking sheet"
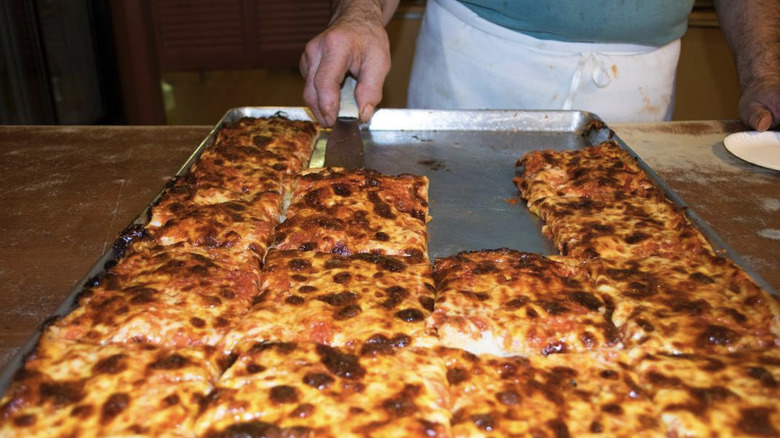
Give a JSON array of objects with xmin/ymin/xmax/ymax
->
[{"xmin": 1, "ymin": 108, "xmax": 775, "ymax": 394}]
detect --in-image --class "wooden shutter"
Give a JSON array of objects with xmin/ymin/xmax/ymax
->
[{"xmin": 150, "ymin": 0, "xmax": 330, "ymax": 72}]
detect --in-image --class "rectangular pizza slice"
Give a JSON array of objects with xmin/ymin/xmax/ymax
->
[
  {"xmin": 213, "ymin": 115, "xmax": 319, "ymax": 166},
  {"xmin": 588, "ymin": 254, "xmax": 780, "ymax": 355},
  {"xmin": 47, "ymin": 243, "xmax": 261, "ymax": 348},
  {"xmin": 195, "ymin": 341, "xmax": 450, "ymax": 438},
  {"xmin": 218, "ymin": 249, "xmax": 437, "ymax": 355},
  {"xmin": 528, "ymin": 193, "xmax": 712, "ymax": 261},
  {"xmin": 147, "ymin": 195, "xmax": 282, "ymax": 261},
  {"xmin": 431, "ymin": 249, "xmax": 621, "ymax": 357},
  {"xmin": 273, "ymin": 168, "xmax": 430, "ymax": 258},
  {"xmin": 149, "ymin": 115, "xmax": 318, "ymax": 229},
  {"xmin": 442, "ymin": 347, "xmax": 665, "ymax": 437},
  {"xmin": 0, "ymin": 339, "xmax": 218, "ymax": 438},
  {"xmin": 514, "ymin": 141, "xmax": 656, "ymax": 204},
  {"xmin": 634, "ymin": 348, "xmax": 780, "ymax": 437}
]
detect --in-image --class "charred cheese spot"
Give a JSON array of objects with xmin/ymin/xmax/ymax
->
[
  {"xmin": 373, "ymin": 232, "xmax": 390, "ymax": 242},
  {"xmin": 447, "ymin": 367, "xmax": 470, "ymax": 385},
  {"xmin": 316, "ymin": 345, "xmax": 365, "ymax": 380},
  {"xmin": 334, "ymin": 304, "xmax": 362, "ymax": 320},
  {"xmin": 92, "ymin": 354, "xmax": 127, "ymax": 375},
  {"xmin": 546, "ymin": 419, "xmax": 571, "ymax": 438},
  {"xmin": 699, "ymin": 324, "xmax": 740, "ymax": 347},
  {"xmin": 303, "ymin": 372, "xmax": 334, "ymax": 390},
  {"xmin": 285, "ymin": 296, "xmax": 305, "ymax": 306},
  {"xmin": 299, "ymin": 242, "xmax": 316, "ymax": 251},
  {"xmin": 505, "ymin": 296, "xmax": 529, "ymax": 309},
  {"xmin": 747, "ymin": 367, "xmax": 777, "ymax": 388},
  {"xmin": 149, "ymin": 353, "xmax": 189, "ymax": 370},
  {"xmin": 599, "ymin": 369, "xmax": 618, "ymax": 380},
  {"xmin": 418, "ymin": 296, "xmax": 435, "ymax": 312},
  {"xmin": 269, "ymin": 385, "xmax": 299, "ymax": 404},
  {"xmin": 190, "ymin": 317, "xmax": 207, "ymax": 328},
  {"xmin": 543, "ymin": 301, "xmax": 569, "ymax": 315},
  {"xmin": 471, "ymin": 413, "xmax": 497, "ymax": 431},
  {"xmin": 395, "ymin": 308, "xmax": 425, "ymax": 322},
  {"xmin": 381, "ymin": 286, "xmax": 409, "ymax": 309},
  {"xmin": 360, "ymin": 334, "xmax": 411, "ymax": 356},
  {"xmin": 70, "ymin": 404, "xmax": 94, "ymax": 419},
  {"xmin": 207, "ymin": 421, "xmax": 310, "ymax": 438},
  {"xmin": 101, "ymin": 393, "xmax": 129, "ymax": 423},
  {"xmin": 568, "ymin": 291, "xmax": 602, "ymax": 311},
  {"xmin": 496, "ymin": 390, "xmax": 521, "ymax": 406},
  {"xmin": 12, "ymin": 414, "xmax": 36, "ymax": 427},
  {"xmin": 291, "ymin": 403, "xmax": 315, "ymax": 418},
  {"xmin": 298, "ymin": 285, "xmax": 317, "ymax": 294},
  {"xmin": 381, "ymin": 384, "xmax": 421, "ymax": 418},
  {"xmin": 738, "ymin": 407, "xmax": 778, "ymax": 436},
  {"xmin": 332, "ymin": 183, "xmax": 351, "ymax": 196},
  {"xmin": 247, "ymin": 363, "xmax": 267, "ymax": 374},
  {"xmin": 288, "ymin": 258, "xmax": 311, "ymax": 271},
  {"xmin": 162, "ymin": 394, "xmax": 181, "ymax": 407},
  {"xmin": 324, "ymin": 259, "xmax": 345, "ymax": 269},
  {"xmin": 40, "ymin": 381, "xmax": 85, "ymax": 408},
  {"xmin": 332, "ymin": 272, "xmax": 351, "ymax": 284},
  {"xmin": 602, "ymin": 403, "xmax": 624, "ymax": 415}
]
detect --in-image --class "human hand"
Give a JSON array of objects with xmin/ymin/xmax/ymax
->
[
  {"xmin": 300, "ymin": 4, "xmax": 391, "ymax": 127},
  {"xmin": 739, "ymin": 77, "xmax": 780, "ymax": 131}
]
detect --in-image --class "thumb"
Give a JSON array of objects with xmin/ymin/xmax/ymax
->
[{"xmin": 748, "ymin": 107, "xmax": 773, "ymax": 132}]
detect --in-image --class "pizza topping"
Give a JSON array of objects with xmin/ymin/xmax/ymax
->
[
  {"xmin": 316, "ymin": 345, "xmax": 365, "ymax": 380},
  {"xmin": 395, "ymin": 308, "xmax": 425, "ymax": 322},
  {"xmin": 359, "ymin": 334, "xmax": 411, "ymax": 356},
  {"xmin": 381, "ymin": 384, "xmax": 421, "ymax": 418},
  {"xmin": 269, "ymin": 385, "xmax": 299, "ymax": 404},
  {"xmin": 738, "ymin": 407, "xmax": 778, "ymax": 436},
  {"xmin": 40, "ymin": 381, "xmax": 85, "ymax": 407},
  {"xmin": 101, "ymin": 393, "xmax": 129, "ymax": 424},
  {"xmin": 334, "ymin": 304, "xmax": 362, "ymax": 320},
  {"xmin": 302, "ymin": 372, "xmax": 334, "ymax": 390},
  {"xmin": 316, "ymin": 291, "xmax": 358, "ymax": 306},
  {"xmin": 92, "ymin": 354, "xmax": 127, "ymax": 375}
]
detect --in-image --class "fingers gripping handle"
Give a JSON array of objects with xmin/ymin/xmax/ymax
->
[{"xmin": 338, "ymin": 76, "xmax": 359, "ymax": 120}]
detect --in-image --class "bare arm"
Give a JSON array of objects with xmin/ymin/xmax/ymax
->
[
  {"xmin": 300, "ymin": 0, "xmax": 401, "ymax": 127},
  {"xmin": 715, "ymin": 0, "xmax": 780, "ymax": 131}
]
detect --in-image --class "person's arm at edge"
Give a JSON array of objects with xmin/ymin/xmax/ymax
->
[
  {"xmin": 714, "ymin": 0, "xmax": 780, "ymax": 131},
  {"xmin": 300, "ymin": 0, "xmax": 401, "ymax": 127}
]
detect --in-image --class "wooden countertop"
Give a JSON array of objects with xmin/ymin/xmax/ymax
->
[{"xmin": 0, "ymin": 121, "xmax": 778, "ymax": 374}]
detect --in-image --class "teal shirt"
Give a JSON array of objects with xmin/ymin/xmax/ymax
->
[{"xmin": 459, "ymin": 0, "xmax": 696, "ymax": 46}]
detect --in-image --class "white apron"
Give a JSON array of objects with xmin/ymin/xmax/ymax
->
[{"xmin": 407, "ymin": 0, "xmax": 681, "ymax": 122}]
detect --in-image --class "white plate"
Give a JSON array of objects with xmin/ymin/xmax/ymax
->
[{"xmin": 723, "ymin": 131, "xmax": 780, "ymax": 171}]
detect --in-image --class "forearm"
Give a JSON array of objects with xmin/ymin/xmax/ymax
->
[
  {"xmin": 331, "ymin": 0, "xmax": 401, "ymax": 27},
  {"xmin": 715, "ymin": 0, "xmax": 780, "ymax": 89}
]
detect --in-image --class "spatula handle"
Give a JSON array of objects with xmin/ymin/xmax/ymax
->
[{"xmin": 338, "ymin": 76, "xmax": 359, "ymax": 120}]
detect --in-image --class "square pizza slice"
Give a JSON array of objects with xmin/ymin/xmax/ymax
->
[
  {"xmin": 273, "ymin": 168, "xmax": 430, "ymax": 258},
  {"xmin": 588, "ymin": 254, "xmax": 780, "ymax": 355},
  {"xmin": 514, "ymin": 141, "xmax": 656, "ymax": 204},
  {"xmin": 213, "ymin": 115, "xmax": 319, "ymax": 166},
  {"xmin": 47, "ymin": 244, "xmax": 261, "ymax": 348},
  {"xmin": 442, "ymin": 347, "xmax": 665, "ymax": 437},
  {"xmin": 634, "ymin": 348, "xmax": 780, "ymax": 437},
  {"xmin": 218, "ymin": 250, "xmax": 436, "ymax": 355},
  {"xmin": 528, "ymin": 193, "xmax": 712, "ymax": 261},
  {"xmin": 0, "ymin": 339, "xmax": 217, "ymax": 438},
  {"xmin": 147, "ymin": 195, "xmax": 282, "ymax": 260},
  {"xmin": 431, "ymin": 249, "xmax": 621, "ymax": 357},
  {"xmin": 149, "ymin": 116, "xmax": 318, "ymax": 229},
  {"xmin": 195, "ymin": 341, "xmax": 450, "ymax": 438}
]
